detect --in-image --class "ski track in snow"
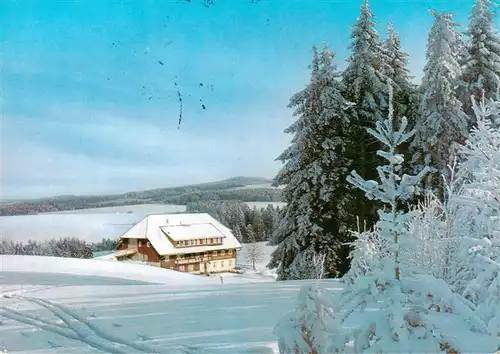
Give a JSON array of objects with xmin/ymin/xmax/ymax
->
[
  {"xmin": 1, "ymin": 295, "xmax": 158, "ymax": 353},
  {"xmin": 0, "ymin": 279, "xmax": 341, "ymax": 353}
]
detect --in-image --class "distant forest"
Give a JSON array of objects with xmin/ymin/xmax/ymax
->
[{"xmin": 0, "ymin": 176, "xmax": 283, "ymax": 216}]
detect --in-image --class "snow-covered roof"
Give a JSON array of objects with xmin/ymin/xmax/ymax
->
[
  {"xmin": 160, "ymin": 223, "xmax": 225, "ymax": 241},
  {"xmin": 120, "ymin": 213, "xmax": 242, "ymax": 256}
]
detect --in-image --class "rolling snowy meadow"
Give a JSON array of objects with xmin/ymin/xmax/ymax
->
[{"xmin": 0, "ymin": 255, "xmax": 339, "ymax": 354}]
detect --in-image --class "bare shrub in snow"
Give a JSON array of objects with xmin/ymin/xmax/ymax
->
[{"xmin": 289, "ymin": 250, "xmax": 326, "ymax": 281}]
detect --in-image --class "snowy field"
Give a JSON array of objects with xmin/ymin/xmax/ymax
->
[
  {"xmin": 0, "ymin": 213, "xmax": 144, "ymax": 243},
  {"xmin": 0, "ymin": 204, "xmax": 284, "ymax": 243},
  {"xmin": 0, "ymin": 254, "xmax": 339, "ymax": 353},
  {"xmin": 0, "ymin": 256, "xmax": 216, "ymax": 286}
]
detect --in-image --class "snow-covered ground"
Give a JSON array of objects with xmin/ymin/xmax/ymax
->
[
  {"xmin": 0, "ymin": 255, "xmax": 215, "ymax": 286},
  {"xmin": 0, "ymin": 213, "xmax": 143, "ymax": 243},
  {"xmin": 0, "ymin": 253, "xmax": 339, "ymax": 353}
]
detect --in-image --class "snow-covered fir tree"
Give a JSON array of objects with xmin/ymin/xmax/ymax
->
[
  {"xmin": 343, "ymin": 0, "xmax": 387, "ymax": 122},
  {"xmin": 382, "ymin": 22, "xmax": 419, "ymax": 128},
  {"xmin": 268, "ymin": 46, "xmax": 353, "ymax": 280},
  {"xmin": 460, "ymin": 0, "xmax": 500, "ymax": 126},
  {"xmin": 412, "ymin": 10, "xmax": 469, "ymax": 179},
  {"xmin": 346, "ymin": 83, "xmax": 430, "ymax": 282},
  {"xmin": 342, "ymin": 0, "xmax": 388, "ymax": 236}
]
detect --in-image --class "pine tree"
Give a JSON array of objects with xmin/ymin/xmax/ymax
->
[
  {"xmin": 268, "ymin": 46, "xmax": 352, "ymax": 280},
  {"xmin": 460, "ymin": 0, "xmax": 500, "ymax": 126},
  {"xmin": 346, "ymin": 83, "xmax": 430, "ymax": 281},
  {"xmin": 342, "ymin": 0, "xmax": 388, "ymax": 237},
  {"xmin": 343, "ymin": 0, "xmax": 387, "ymax": 123},
  {"xmin": 412, "ymin": 10, "xmax": 469, "ymax": 179},
  {"xmin": 382, "ymin": 22, "xmax": 419, "ymax": 130},
  {"xmin": 251, "ymin": 208, "xmax": 266, "ymax": 241}
]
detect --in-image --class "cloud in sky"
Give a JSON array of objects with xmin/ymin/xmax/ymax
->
[
  {"xmin": 1, "ymin": 0, "xmax": 481, "ymax": 198},
  {"xmin": 2, "ymin": 106, "xmax": 290, "ymax": 198}
]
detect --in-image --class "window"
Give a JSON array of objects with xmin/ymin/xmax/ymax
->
[
  {"xmin": 221, "ymin": 261, "xmax": 224, "ymax": 267},
  {"xmin": 228, "ymin": 260, "xmax": 232, "ymax": 266},
  {"xmin": 147, "ymin": 242, "xmax": 151, "ymax": 247},
  {"xmin": 200, "ymin": 239, "xmax": 204, "ymax": 244},
  {"xmin": 221, "ymin": 249, "xmax": 225, "ymax": 255}
]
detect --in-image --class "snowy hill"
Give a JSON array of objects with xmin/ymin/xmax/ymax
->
[
  {"xmin": 0, "ymin": 254, "xmax": 339, "ymax": 353},
  {"xmin": 0, "ymin": 255, "xmax": 215, "ymax": 286},
  {"xmin": 0, "ymin": 176, "xmax": 282, "ymax": 216}
]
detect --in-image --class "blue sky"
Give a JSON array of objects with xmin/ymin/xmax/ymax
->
[{"xmin": 1, "ymin": 0, "xmax": 484, "ymax": 198}]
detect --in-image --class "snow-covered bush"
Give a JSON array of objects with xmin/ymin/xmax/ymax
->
[
  {"xmin": 274, "ymin": 285, "xmax": 339, "ymax": 354},
  {"xmin": 405, "ymin": 95, "xmax": 500, "ymax": 340},
  {"xmin": 342, "ymin": 228, "xmax": 390, "ymax": 285},
  {"xmin": 455, "ymin": 96, "xmax": 500, "ymax": 337}
]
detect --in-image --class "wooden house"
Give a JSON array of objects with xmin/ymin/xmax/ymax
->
[{"xmin": 114, "ymin": 213, "xmax": 242, "ymax": 274}]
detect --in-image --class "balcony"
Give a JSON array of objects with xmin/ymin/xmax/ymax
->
[{"xmin": 176, "ymin": 256, "xmax": 208, "ymax": 264}]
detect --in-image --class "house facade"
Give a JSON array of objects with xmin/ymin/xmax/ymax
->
[{"xmin": 114, "ymin": 213, "xmax": 242, "ymax": 274}]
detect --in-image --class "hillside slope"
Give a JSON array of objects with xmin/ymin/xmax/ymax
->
[{"xmin": 0, "ymin": 177, "xmax": 283, "ymax": 216}]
